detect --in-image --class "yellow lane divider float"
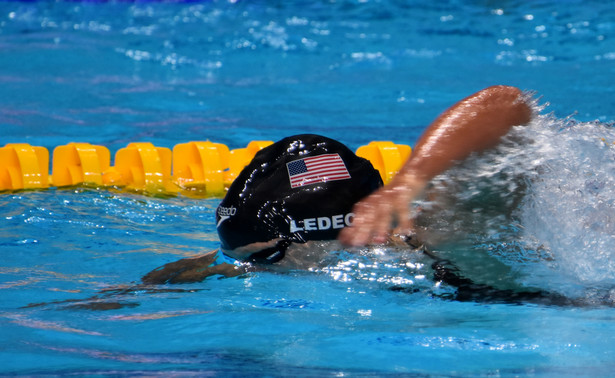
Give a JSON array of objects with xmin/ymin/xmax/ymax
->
[{"xmin": 0, "ymin": 140, "xmax": 411, "ymax": 197}]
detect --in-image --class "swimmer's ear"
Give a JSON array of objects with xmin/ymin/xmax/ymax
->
[{"xmin": 387, "ymin": 233, "xmax": 426, "ymax": 250}]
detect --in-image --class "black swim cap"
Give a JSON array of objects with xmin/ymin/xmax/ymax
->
[{"xmin": 216, "ymin": 134, "xmax": 383, "ymax": 262}]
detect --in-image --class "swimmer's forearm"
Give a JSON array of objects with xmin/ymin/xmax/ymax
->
[
  {"xmin": 401, "ymin": 85, "xmax": 531, "ymax": 182},
  {"xmin": 170, "ymin": 262, "xmax": 242, "ymax": 283},
  {"xmin": 142, "ymin": 251, "xmax": 242, "ymax": 284}
]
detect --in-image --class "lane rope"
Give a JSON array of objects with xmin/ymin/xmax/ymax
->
[{"xmin": 0, "ymin": 141, "xmax": 411, "ymax": 196}]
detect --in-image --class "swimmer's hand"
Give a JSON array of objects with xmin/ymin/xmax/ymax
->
[
  {"xmin": 339, "ymin": 174, "xmax": 425, "ymax": 246},
  {"xmin": 141, "ymin": 251, "xmax": 242, "ymax": 284}
]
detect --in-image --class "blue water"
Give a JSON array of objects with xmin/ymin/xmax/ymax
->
[{"xmin": 2, "ymin": 0, "xmax": 615, "ymax": 375}]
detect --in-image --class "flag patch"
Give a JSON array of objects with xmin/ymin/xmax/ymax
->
[{"xmin": 286, "ymin": 153, "xmax": 351, "ymax": 188}]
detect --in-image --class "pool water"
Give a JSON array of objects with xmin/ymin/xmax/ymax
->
[{"xmin": 2, "ymin": 0, "xmax": 615, "ymax": 375}]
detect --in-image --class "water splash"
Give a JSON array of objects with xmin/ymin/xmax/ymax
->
[
  {"xmin": 518, "ymin": 114, "xmax": 615, "ymax": 289},
  {"xmin": 418, "ymin": 104, "xmax": 615, "ymax": 296}
]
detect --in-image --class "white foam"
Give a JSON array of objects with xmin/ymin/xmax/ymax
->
[
  {"xmin": 517, "ymin": 114, "xmax": 615, "ymax": 289},
  {"xmin": 414, "ymin": 102, "xmax": 615, "ymax": 296}
]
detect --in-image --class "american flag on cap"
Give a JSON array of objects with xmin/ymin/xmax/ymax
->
[{"xmin": 286, "ymin": 153, "xmax": 351, "ymax": 188}]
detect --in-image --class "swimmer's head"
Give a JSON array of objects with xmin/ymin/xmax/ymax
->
[{"xmin": 216, "ymin": 134, "xmax": 383, "ymax": 263}]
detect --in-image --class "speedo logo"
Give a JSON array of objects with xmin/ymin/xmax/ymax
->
[
  {"xmin": 216, "ymin": 206, "xmax": 236, "ymax": 227},
  {"xmin": 290, "ymin": 213, "xmax": 354, "ymax": 233}
]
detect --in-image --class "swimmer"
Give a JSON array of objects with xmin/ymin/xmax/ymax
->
[
  {"xmin": 143, "ymin": 85, "xmax": 532, "ymax": 285},
  {"xmin": 142, "ymin": 133, "xmax": 384, "ymax": 284}
]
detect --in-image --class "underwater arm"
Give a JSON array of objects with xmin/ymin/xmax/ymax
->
[
  {"xmin": 141, "ymin": 250, "xmax": 243, "ymax": 284},
  {"xmin": 339, "ymin": 85, "xmax": 532, "ymax": 246}
]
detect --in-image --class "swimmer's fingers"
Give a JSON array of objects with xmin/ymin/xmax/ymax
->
[
  {"xmin": 339, "ymin": 194, "xmax": 375, "ymax": 246},
  {"xmin": 391, "ymin": 186, "xmax": 414, "ymax": 236},
  {"xmin": 340, "ymin": 190, "xmax": 395, "ymax": 246},
  {"xmin": 378, "ymin": 186, "xmax": 414, "ymax": 241},
  {"xmin": 340, "ymin": 180, "xmax": 418, "ymax": 246},
  {"xmin": 359, "ymin": 195, "xmax": 392, "ymax": 245}
]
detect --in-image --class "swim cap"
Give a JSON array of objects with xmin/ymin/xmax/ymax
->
[{"xmin": 216, "ymin": 134, "xmax": 383, "ymax": 263}]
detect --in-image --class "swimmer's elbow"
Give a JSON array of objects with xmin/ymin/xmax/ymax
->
[
  {"xmin": 482, "ymin": 85, "xmax": 533, "ymax": 127},
  {"xmin": 482, "ymin": 85, "xmax": 523, "ymax": 98}
]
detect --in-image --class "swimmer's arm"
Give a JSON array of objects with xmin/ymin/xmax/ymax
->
[
  {"xmin": 141, "ymin": 251, "xmax": 243, "ymax": 284},
  {"xmin": 340, "ymin": 85, "xmax": 532, "ymax": 246}
]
